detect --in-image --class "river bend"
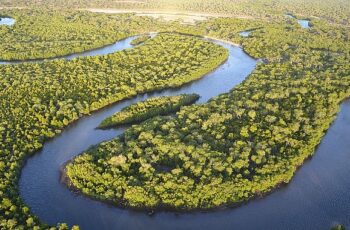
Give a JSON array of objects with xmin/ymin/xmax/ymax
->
[{"xmin": 18, "ymin": 34, "xmax": 350, "ymax": 230}]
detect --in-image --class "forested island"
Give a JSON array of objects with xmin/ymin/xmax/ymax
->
[
  {"xmin": 98, "ymin": 94, "xmax": 200, "ymax": 128},
  {"xmin": 0, "ymin": 0, "xmax": 349, "ymax": 229}
]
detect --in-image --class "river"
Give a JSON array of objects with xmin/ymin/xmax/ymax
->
[
  {"xmin": 17, "ymin": 34, "xmax": 349, "ymax": 230},
  {"xmin": 0, "ymin": 36, "xmax": 137, "ymax": 65}
]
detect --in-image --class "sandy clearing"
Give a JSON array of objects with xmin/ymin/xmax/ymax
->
[
  {"xmin": 84, "ymin": 8, "xmax": 215, "ymax": 25},
  {"xmin": 84, "ymin": 8, "xmax": 255, "ymax": 19},
  {"xmin": 83, "ymin": 8, "xmax": 257, "ymax": 25}
]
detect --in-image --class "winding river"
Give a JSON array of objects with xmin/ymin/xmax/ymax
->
[
  {"xmin": 0, "ymin": 33, "xmax": 158, "ymax": 65},
  {"xmin": 16, "ymin": 34, "xmax": 350, "ymax": 229}
]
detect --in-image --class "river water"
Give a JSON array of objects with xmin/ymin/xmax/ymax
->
[
  {"xmin": 0, "ymin": 33, "xmax": 159, "ymax": 65},
  {"xmin": 0, "ymin": 36, "xmax": 137, "ymax": 65},
  {"xmin": 17, "ymin": 34, "xmax": 350, "ymax": 229}
]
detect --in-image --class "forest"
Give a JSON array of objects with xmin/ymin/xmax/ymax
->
[
  {"xmin": 0, "ymin": 2, "xmax": 349, "ymax": 230},
  {"xmin": 98, "ymin": 94, "xmax": 200, "ymax": 128},
  {"xmin": 0, "ymin": 9, "xmax": 161, "ymax": 60},
  {"xmin": 0, "ymin": 23, "xmax": 227, "ymax": 228},
  {"xmin": 66, "ymin": 7, "xmax": 350, "ymax": 211}
]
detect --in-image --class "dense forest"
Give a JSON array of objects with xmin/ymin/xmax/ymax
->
[
  {"xmin": 98, "ymin": 94, "xmax": 200, "ymax": 128},
  {"xmin": 0, "ymin": 26, "xmax": 227, "ymax": 228},
  {"xmin": 0, "ymin": 9, "xmax": 161, "ymax": 60},
  {"xmin": 0, "ymin": 3, "xmax": 349, "ymax": 230},
  {"xmin": 65, "ymin": 10, "xmax": 350, "ymax": 211},
  {"xmin": 66, "ymin": 62, "xmax": 350, "ymax": 210}
]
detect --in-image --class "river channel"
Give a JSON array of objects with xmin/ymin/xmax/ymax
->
[{"xmin": 18, "ymin": 34, "xmax": 349, "ymax": 230}]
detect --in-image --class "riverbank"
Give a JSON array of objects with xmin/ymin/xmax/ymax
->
[
  {"xmin": 19, "ymin": 32, "xmax": 258, "ymax": 229},
  {"xmin": 61, "ymin": 159, "xmax": 288, "ymax": 214}
]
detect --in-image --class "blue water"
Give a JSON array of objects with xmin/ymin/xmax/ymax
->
[
  {"xmin": 0, "ymin": 17, "xmax": 15, "ymax": 26},
  {"xmin": 298, "ymin": 19, "xmax": 310, "ymax": 28}
]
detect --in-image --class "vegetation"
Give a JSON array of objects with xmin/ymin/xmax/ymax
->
[
  {"xmin": 0, "ymin": 2, "xmax": 348, "ymax": 228},
  {"xmin": 0, "ymin": 8, "xmax": 220, "ymax": 61},
  {"xmin": 99, "ymin": 94, "xmax": 200, "ymax": 129},
  {"xmin": 0, "ymin": 9, "xmax": 163, "ymax": 61},
  {"xmin": 65, "ymin": 16, "xmax": 350, "ymax": 211},
  {"xmin": 0, "ymin": 30, "xmax": 227, "ymax": 228},
  {"xmin": 130, "ymin": 35, "xmax": 151, "ymax": 46},
  {"xmin": 332, "ymin": 225, "xmax": 346, "ymax": 230}
]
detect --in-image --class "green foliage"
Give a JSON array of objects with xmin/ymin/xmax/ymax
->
[
  {"xmin": 99, "ymin": 94, "xmax": 200, "ymax": 128},
  {"xmin": 0, "ymin": 4, "xmax": 348, "ymax": 228},
  {"xmin": 0, "ymin": 9, "xmax": 161, "ymax": 61},
  {"xmin": 66, "ymin": 14, "xmax": 350, "ymax": 211},
  {"xmin": 0, "ymin": 28, "xmax": 227, "ymax": 228}
]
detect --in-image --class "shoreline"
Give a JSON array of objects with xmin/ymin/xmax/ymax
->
[{"xmin": 61, "ymin": 162, "xmax": 288, "ymax": 214}]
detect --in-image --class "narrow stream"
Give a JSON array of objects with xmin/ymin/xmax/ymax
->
[
  {"xmin": 0, "ymin": 33, "xmax": 158, "ymax": 65},
  {"xmin": 17, "ymin": 34, "xmax": 350, "ymax": 230},
  {"xmin": 0, "ymin": 36, "xmax": 137, "ymax": 65}
]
